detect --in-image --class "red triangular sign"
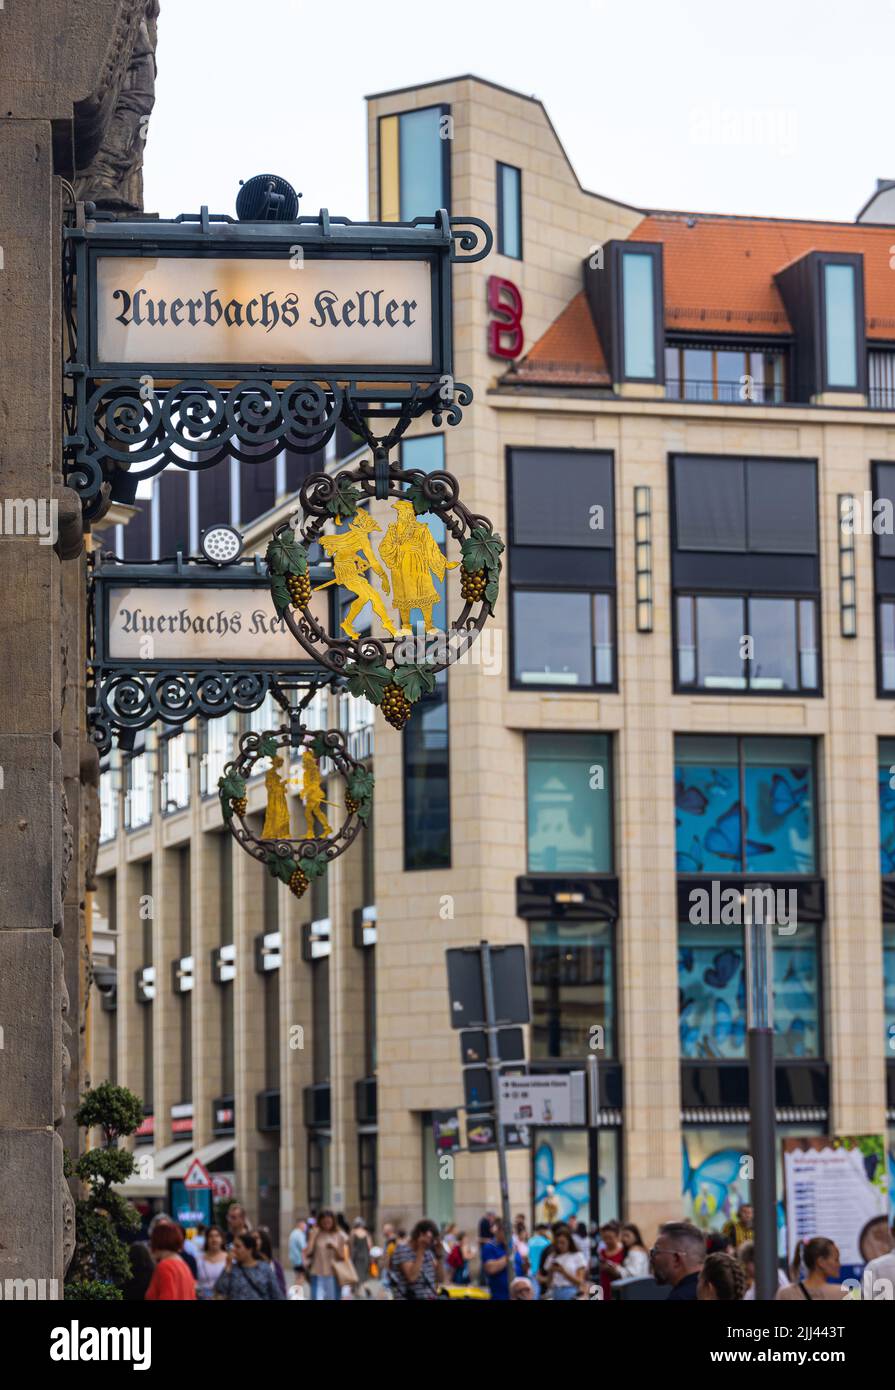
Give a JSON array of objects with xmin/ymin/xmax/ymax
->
[{"xmin": 183, "ymin": 1157, "xmax": 212, "ymax": 1190}]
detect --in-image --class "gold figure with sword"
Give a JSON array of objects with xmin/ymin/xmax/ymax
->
[
  {"xmin": 300, "ymin": 748, "xmax": 334, "ymax": 839},
  {"xmin": 313, "ymin": 512, "xmax": 398, "ymax": 640}
]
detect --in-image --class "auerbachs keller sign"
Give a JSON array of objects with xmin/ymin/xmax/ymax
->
[{"xmin": 96, "ymin": 256, "xmax": 434, "ymax": 369}]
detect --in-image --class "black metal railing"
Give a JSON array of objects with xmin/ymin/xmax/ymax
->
[{"xmin": 666, "ymin": 378, "xmax": 787, "ymax": 405}]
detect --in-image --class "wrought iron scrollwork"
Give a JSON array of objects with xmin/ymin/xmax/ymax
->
[{"xmin": 87, "ymin": 667, "xmax": 277, "ymax": 755}]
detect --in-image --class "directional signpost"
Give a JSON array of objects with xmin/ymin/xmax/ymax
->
[{"xmin": 446, "ymin": 943, "xmax": 530, "ymax": 1242}]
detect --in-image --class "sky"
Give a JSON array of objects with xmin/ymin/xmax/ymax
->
[{"xmin": 144, "ymin": 0, "xmax": 893, "ymax": 226}]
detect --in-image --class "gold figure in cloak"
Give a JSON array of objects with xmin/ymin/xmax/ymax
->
[
  {"xmin": 315, "ymin": 512, "xmax": 398, "ymax": 640},
  {"xmin": 378, "ymin": 499, "xmax": 459, "ymax": 633},
  {"xmin": 300, "ymin": 748, "xmax": 333, "ymax": 839},
  {"xmin": 261, "ymin": 753, "xmax": 292, "ymax": 840}
]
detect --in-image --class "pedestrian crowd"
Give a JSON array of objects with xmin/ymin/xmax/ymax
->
[{"xmin": 119, "ymin": 1198, "xmax": 895, "ymax": 1301}]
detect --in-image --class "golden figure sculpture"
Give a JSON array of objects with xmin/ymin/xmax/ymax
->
[
  {"xmin": 315, "ymin": 511, "xmax": 398, "ymax": 640},
  {"xmin": 261, "ymin": 754, "xmax": 292, "ymax": 840},
  {"xmin": 378, "ymin": 499, "xmax": 459, "ymax": 633},
  {"xmin": 300, "ymin": 749, "xmax": 333, "ymax": 839}
]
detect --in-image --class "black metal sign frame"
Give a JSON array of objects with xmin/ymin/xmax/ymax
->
[
  {"xmin": 63, "ymin": 208, "xmax": 492, "ymax": 521},
  {"xmin": 88, "ymin": 552, "xmax": 334, "ymax": 754}
]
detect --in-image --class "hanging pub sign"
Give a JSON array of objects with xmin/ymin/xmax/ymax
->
[
  {"xmin": 88, "ymin": 549, "xmax": 332, "ymax": 754},
  {"xmin": 265, "ymin": 457, "xmax": 504, "ymax": 731},
  {"xmin": 63, "ymin": 208, "xmax": 492, "ymax": 521},
  {"xmin": 218, "ymin": 724, "xmax": 373, "ymax": 900}
]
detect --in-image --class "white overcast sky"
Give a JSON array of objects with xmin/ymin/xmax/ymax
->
[{"xmin": 144, "ymin": 0, "xmax": 894, "ymax": 225}]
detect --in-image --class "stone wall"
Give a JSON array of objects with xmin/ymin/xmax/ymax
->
[{"xmin": 0, "ymin": 0, "xmax": 157, "ymax": 1290}]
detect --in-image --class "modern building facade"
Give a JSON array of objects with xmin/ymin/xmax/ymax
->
[{"xmin": 92, "ymin": 75, "xmax": 895, "ymax": 1252}]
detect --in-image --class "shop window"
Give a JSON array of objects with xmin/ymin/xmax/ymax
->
[{"xmin": 530, "ymin": 921, "xmax": 614, "ymax": 1059}]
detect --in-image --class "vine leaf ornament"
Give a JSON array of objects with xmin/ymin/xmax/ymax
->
[
  {"xmin": 265, "ymin": 456, "xmax": 503, "ymax": 729},
  {"xmin": 218, "ymin": 725, "xmax": 372, "ymax": 899}
]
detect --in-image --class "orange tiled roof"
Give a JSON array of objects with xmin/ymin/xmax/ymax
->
[
  {"xmin": 631, "ymin": 213, "xmax": 895, "ymax": 338},
  {"xmin": 511, "ymin": 212, "xmax": 895, "ymax": 387},
  {"xmin": 507, "ymin": 290, "xmax": 610, "ymax": 385}
]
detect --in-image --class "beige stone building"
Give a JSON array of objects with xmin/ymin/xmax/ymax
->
[{"xmin": 92, "ymin": 75, "xmax": 895, "ymax": 1254}]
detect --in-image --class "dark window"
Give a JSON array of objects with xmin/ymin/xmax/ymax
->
[
  {"xmin": 157, "ymin": 470, "xmax": 190, "ymax": 557},
  {"xmin": 671, "ymin": 456, "xmax": 820, "ymax": 695},
  {"xmin": 312, "ymin": 957, "xmax": 330, "ymax": 1084},
  {"xmin": 509, "ymin": 449, "xmax": 615, "ymax": 690},
  {"xmin": 675, "ymin": 735, "xmax": 817, "ymax": 875},
  {"xmin": 869, "ymin": 349, "xmax": 895, "ymax": 410},
  {"xmin": 403, "ymin": 674, "xmax": 450, "ymax": 870},
  {"xmin": 673, "ymin": 457, "xmax": 817, "ymax": 555},
  {"xmin": 530, "ymin": 921, "xmax": 614, "ymax": 1059},
  {"xmin": 872, "ymin": 464, "xmax": 895, "ymax": 693},
  {"xmin": 359, "ymin": 1134, "xmax": 377, "ymax": 1229},
  {"xmin": 238, "ymin": 452, "xmax": 277, "ymax": 527},
  {"xmin": 497, "ymin": 162, "xmax": 522, "ymax": 259}
]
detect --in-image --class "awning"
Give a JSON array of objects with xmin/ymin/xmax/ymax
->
[
  {"xmin": 165, "ymin": 1137, "xmax": 235, "ymax": 1180},
  {"xmin": 120, "ymin": 1140, "xmax": 193, "ymax": 1199}
]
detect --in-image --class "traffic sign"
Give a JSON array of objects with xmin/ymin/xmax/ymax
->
[
  {"xmin": 183, "ymin": 1157, "xmax": 212, "ymax": 1190},
  {"xmin": 459, "ymin": 1026, "xmax": 525, "ymax": 1067},
  {"xmin": 446, "ymin": 944, "xmax": 529, "ymax": 1029}
]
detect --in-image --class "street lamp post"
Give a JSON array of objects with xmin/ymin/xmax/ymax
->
[{"xmin": 744, "ymin": 899, "xmax": 777, "ymax": 1301}]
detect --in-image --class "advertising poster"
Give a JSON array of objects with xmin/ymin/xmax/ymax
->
[{"xmin": 782, "ymin": 1135, "xmax": 889, "ymax": 1280}]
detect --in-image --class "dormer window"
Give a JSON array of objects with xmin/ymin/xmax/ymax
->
[
  {"xmin": 775, "ymin": 250, "xmax": 866, "ymax": 400},
  {"xmin": 584, "ymin": 240, "xmax": 665, "ymax": 387}
]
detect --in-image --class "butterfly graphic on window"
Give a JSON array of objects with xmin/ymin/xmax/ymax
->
[
  {"xmin": 675, "ymin": 778, "xmax": 709, "ymax": 817},
  {"xmin": 676, "ymin": 835, "xmax": 704, "ymax": 873},
  {"xmin": 703, "ymin": 950, "xmax": 741, "ymax": 991},
  {"xmin": 881, "ymin": 832, "xmax": 895, "ymax": 876},
  {"xmin": 682, "ymin": 1141, "xmax": 744, "ymax": 1219},
  {"xmin": 679, "ymin": 998, "xmax": 701, "ymax": 1056},
  {"xmin": 709, "ymin": 998, "xmax": 746, "ymax": 1054},
  {"xmin": 878, "ymin": 771, "xmax": 895, "ymax": 816},
  {"xmin": 704, "ymin": 803, "xmax": 773, "ymax": 863},
  {"xmin": 770, "ymin": 774, "xmax": 809, "ymax": 819},
  {"xmin": 706, "ymin": 768, "xmax": 734, "ymax": 796},
  {"xmin": 534, "ymin": 1143, "xmax": 594, "ymax": 1223}
]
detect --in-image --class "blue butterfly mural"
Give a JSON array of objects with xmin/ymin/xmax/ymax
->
[
  {"xmin": 676, "ymin": 835, "xmax": 704, "ymax": 873},
  {"xmin": 534, "ymin": 1143, "xmax": 594, "ymax": 1223},
  {"xmin": 675, "ymin": 779, "xmax": 709, "ymax": 817},
  {"xmin": 682, "ymin": 1140, "xmax": 745, "ymax": 1221},
  {"xmin": 704, "ymin": 950, "xmax": 740, "ymax": 991},
  {"xmin": 770, "ymin": 774, "xmax": 808, "ymax": 819},
  {"xmin": 704, "ymin": 803, "xmax": 774, "ymax": 863}
]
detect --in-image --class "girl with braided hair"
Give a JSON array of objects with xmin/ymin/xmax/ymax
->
[{"xmin": 697, "ymin": 1251, "xmax": 749, "ymax": 1301}]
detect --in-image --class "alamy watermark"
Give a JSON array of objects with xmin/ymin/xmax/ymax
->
[
  {"xmin": 688, "ymin": 881, "xmax": 797, "ymax": 934},
  {"xmin": 0, "ymin": 498, "xmax": 58, "ymax": 545}
]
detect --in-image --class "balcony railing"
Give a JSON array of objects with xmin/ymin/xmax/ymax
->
[{"xmin": 666, "ymin": 378, "xmax": 786, "ymax": 405}]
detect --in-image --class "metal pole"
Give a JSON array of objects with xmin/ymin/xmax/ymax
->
[
  {"xmin": 481, "ymin": 941, "xmax": 514, "ymax": 1266},
  {"xmin": 744, "ymin": 900, "xmax": 777, "ymax": 1301},
  {"xmin": 586, "ymin": 1054, "xmax": 600, "ymax": 1230}
]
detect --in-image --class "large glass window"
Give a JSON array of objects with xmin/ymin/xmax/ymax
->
[
  {"xmin": 379, "ymin": 106, "xmax": 449, "ymax": 222},
  {"xmin": 675, "ymin": 735, "xmax": 816, "ymax": 875},
  {"xmin": 530, "ymin": 921, "xmax": 614, "ymax": 1059},
  {"xmin": 514, "ymin": 590, "xmax": 612, "ymax": 687},
  {"xmin": 678, "ymin": 922, "xmax": 820, "ymax": 1059},
  {"xmin": 527, "ymin": 733, "xmax": 612, "ymax": 873},
  {"xmin": 621, "ymin": 250, "xmax": 656, "ymax": 379},
  {"xmin": 509, "ymin": 449, "xmax": 615, "ymax": 690},
  {"xmin": 497, "ymin": 162, "xmax": 522, "ymax": 260},
  {"xmin": 676, "ymin": 594, "xmax": 818, "ymax": 693},
  {"xmin": 666, "ymin": 345, "xmax": 787, "ymax": 404},
  {"xmin": 878, "ymin": 741, "xmax": 895, "ymax": 874},
  {"xmin": 533, "ymin": 1129, "xmax": 619, "ymax": 1227},
  {"xmin": 884, "ymin": 927, "xmax": 895, "ymax": 1052},
  {"xmin": 823, "ymin": 262, "xmax": 858, "ymax": 389}
]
